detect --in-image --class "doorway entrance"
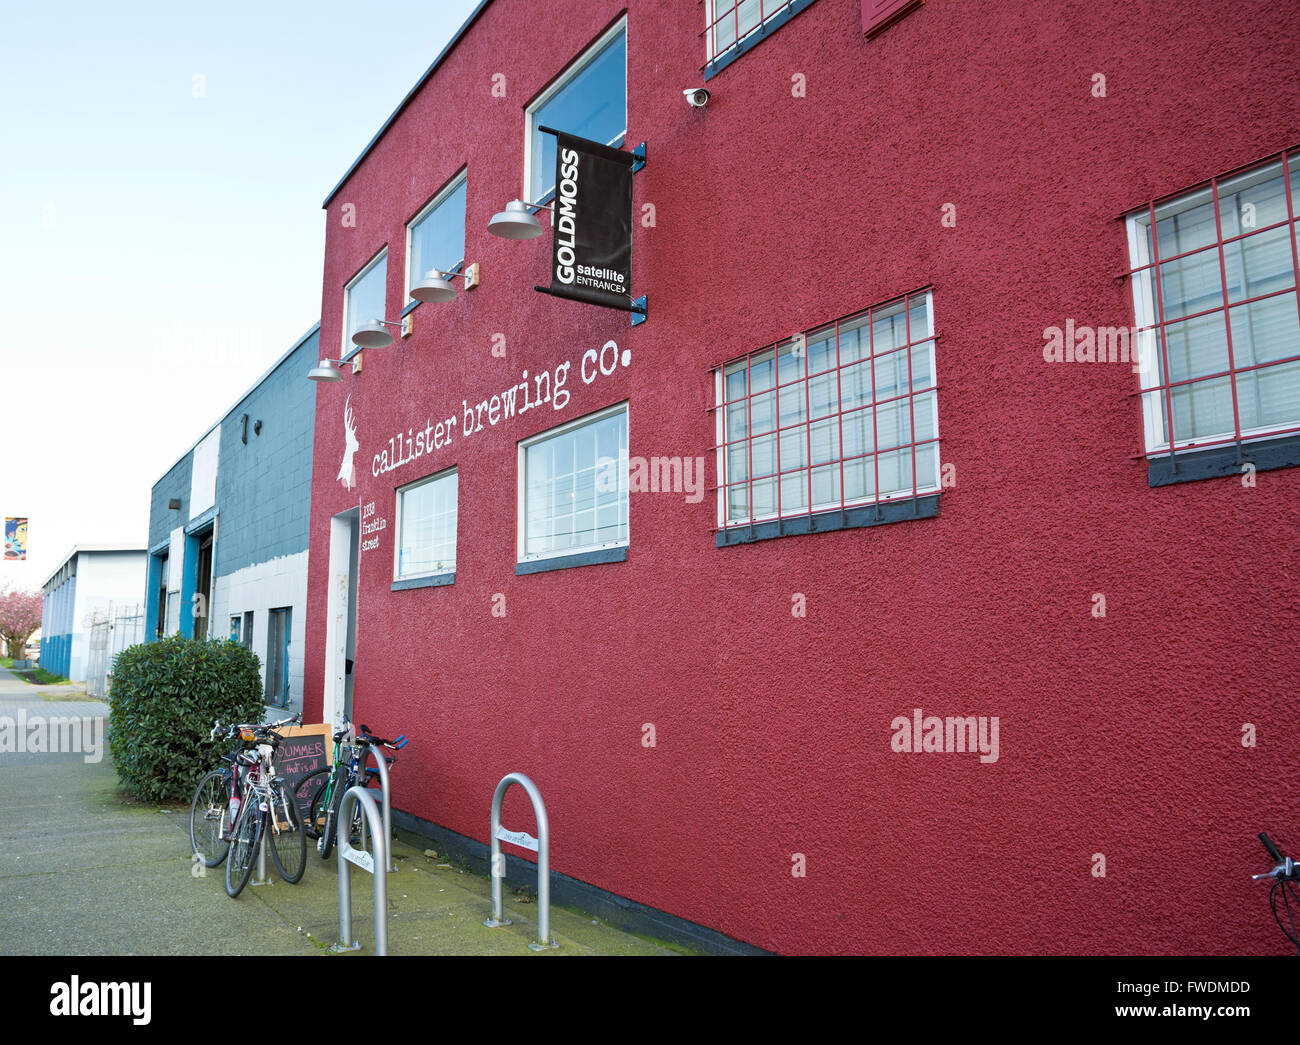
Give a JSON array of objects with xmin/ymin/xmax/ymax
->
[
  {"xmin": 323, "ymin": 508, "xmax": 360, "ymax": 732},
  {"xmin": 267, "ymin": 607, "xmax": 292, "ymax": 708},
  {"xmin": 193, "ymin": 531, "xmax": 214, "ymax": 639}
]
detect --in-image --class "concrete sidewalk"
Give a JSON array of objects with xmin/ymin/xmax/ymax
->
[
  {"xmin": 0, "ymin": 663, "xmax": 89, "ymax": 701},
  {"xmin": 0, "ymin": 693, "xmax": 680, "ymax": 956}
]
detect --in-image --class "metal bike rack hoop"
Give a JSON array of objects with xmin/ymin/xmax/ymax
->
[
  {"xmin": 332, "ymin": 786, "xmax": 389, "ymax": 956},
  {"xmin": 484, "ymin": 772, "xmax": 557, "ymax": 950},
  {"xmin": 361, "ymin": 744, "xmax": 397, "ymax": 872}
]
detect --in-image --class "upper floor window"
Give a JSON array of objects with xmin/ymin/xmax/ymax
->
[
  {"xmin": 519, "ymin": 404, "xmax": 628, "ymax": 563},
  {"xmin": 862, "ymin": 0, "xmax": 923, "ymax": 40},
  {"xmin": 395, "ymin": 468, "xmax": 458, "ymax": 581},
  {"xmin": 526, "ymin": 20, "xmax": 626, "ymax": 203},
  {"xmin": 716, "ymin": 290, "xmax": 939, "ymax": 529},
  {"xmin": 343, "ymin": 248, "xmax": 387, "ymax": 356},
  {"xmin": 1126, "ymin": 151, "xmax": 1300, "ymax": 459},
  {"xmin": 705, "ymin": 0, "xmax": 819, "ymax": 77},
  {"xmin": 405, "ymin": 171, "xmax": 467, "ymax": 306}
]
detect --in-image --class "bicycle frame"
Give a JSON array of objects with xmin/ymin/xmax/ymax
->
[
  {"xmin": 319, "ymin": 741, "xmax": 363, "ymax": 828},
  {"xmin": 231, "ymin": 742, "xmax": 296, "ymax": 839},
  {"xmin": 313, "ymin": 728, "xmax": 396, "ymax": 850}
]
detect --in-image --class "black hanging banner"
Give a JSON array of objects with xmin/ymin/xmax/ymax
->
[{"xmin": 539, "ymin": 127, "xmax": 634, "ymax": 312}]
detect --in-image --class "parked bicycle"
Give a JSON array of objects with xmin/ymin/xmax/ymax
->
[
  {"xmin": 189, "ymin": 713, "xmax": 297, "ymax": 868},
  {"xmin": 1253, "ymin": 831, "xmax": 1300, "ymax": 954},
  {"xmin": 294, "ymin": 719, "xmax": 406, "ymax": 859},
  {"xmin": 188, "ymin": 713, "xmax": 307, "ymax": 897}
]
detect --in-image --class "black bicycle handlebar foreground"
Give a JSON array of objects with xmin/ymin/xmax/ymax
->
[
  {"xmin": 1253, "ymin": 832, "xmax": 1299, "ymax": 882},
  {"xmin": 330, "ymin": 718, "xmax": 408, "ymax": 751},
  {"xmin": 359, "ymin": 723, "xmax": 407, "ymax": 750},
  {"xmin": 1254, "ymin": 831, "xmax": 1300, "ymax": 954}
]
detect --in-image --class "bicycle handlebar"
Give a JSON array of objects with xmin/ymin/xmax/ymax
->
[
  {"xmin": 209, "ymin": 712, "xmax": 302, "ymax": 741},
  {"xmin": 1254, "ymin": 832, "xmax": 1299, "ymax": 882},
  {"xmin": 358, "ymin": 723, "xmax": 407, "ymax": 750}
]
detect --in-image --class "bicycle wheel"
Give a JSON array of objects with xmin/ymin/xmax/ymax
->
[
  {"xmin": 189, "ymin": 769, "xmax": 231, "ymax": 868},
  {"xmin": 295, "ymin": 768, "xmax": 331, "ymax": 840},
  {"xmin": 225, "ymin": 799, "xmax": 263, "ymax": 898},
  {"xmin": 268, "ymin": 781, "xmax": 307, "ymax": 884}
]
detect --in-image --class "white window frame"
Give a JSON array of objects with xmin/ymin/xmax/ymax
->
[
  {"xmin": 523, "ymin": 17, "xmax": 627, "ymax": 204},
  {"xmin": 1125, "ymin": 168, "xmax": 1300, "ymax": 457},
  {"xmin": 714, "ymin": 290, "xmax": 941, "ymax": 529},
  {"xmin": 517, "ymin": 402, "xmax": 630, "ymax": 564},
  {"xmin": 404, "ymin": 170, "xmax": 468, "ymax": 308},
  {"xmin": 342, "ymin": 246, "xmax": 387, "ymax": 358},
  {"xmin": 393, "ymin": 466, "xmax": 459, "ymax": 582},
  {"xmin": 1125, "ymin": 212, "xmax": 1168, "ymax": 454}
]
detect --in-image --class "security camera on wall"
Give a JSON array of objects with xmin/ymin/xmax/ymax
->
[{"xmin": 683, "ymin": 87, "xmax": 710, "ymax": 108}]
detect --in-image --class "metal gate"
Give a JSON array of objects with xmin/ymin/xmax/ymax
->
[{"xmin": 85, "ymin": 603, "xmax": 144, "ymax": 700}]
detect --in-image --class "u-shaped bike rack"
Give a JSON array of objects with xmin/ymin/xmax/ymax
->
[
  {"xmin": 360, "ymin": 744, "xmax": 397, "ymax": 872},
  {"xmin": 483, "ymin": 772, "xmax": 558, "ymax": 950},
  {"xmin": 332, "ymin": 786, "xmax": 389, "ymax": 955}
]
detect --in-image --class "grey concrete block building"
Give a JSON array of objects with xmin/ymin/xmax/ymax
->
[{"xmin": 145, "ymin": 323, "xmax": 319, "ymax": 712}]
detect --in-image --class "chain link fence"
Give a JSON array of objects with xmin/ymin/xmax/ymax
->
[{"xmin": 85, "ymin": 604, "xmax": 144, "ymax": 701}]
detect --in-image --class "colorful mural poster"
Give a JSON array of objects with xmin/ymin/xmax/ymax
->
[{"xmin": 4, "ymin": 518, "xmax": 28, "ymax": 560}]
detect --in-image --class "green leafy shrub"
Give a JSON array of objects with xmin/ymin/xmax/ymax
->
[{"xmin": 109, "ymin": 635, "xmax": 265, "ymax": 802}]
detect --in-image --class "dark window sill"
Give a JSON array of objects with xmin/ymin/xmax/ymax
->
[
  {"xmin": 391, "ymin": 572, "xmax": 455, "ymax": 591},
  {"xmin": 716, "ymin": 494, "xmax": 940, "ymax": 547},
  {"xmin": 515, "ymin": 546, "xmax": 627, "ymax": 575},
  {"xmin": 1147, "ymin": 433, "xmax": 1300, "ymax": 487},
  {"xmin": 704, "ymin": 0, "xmax": 819, "ymax": 81}
]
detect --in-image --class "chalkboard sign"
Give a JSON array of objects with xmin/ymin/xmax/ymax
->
[{"xmin": 274, "ymin": 724, "xmax": 333, "ymax": 821}]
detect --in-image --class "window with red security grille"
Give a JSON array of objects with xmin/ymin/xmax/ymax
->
[
  {"xmin": 862, "ymin": 0, "xmax": 923, "ymax": 39},
  {"xmin": 1125, "ymin": 149, "xmax": 1300, "ymax": 467},
  {"xmin": 713, "ymin": 289, "xmax": 940, "ymax": 539},
  {"xmin": 703, "ymin": 0, "xmax": 820, "ymax": 78}
]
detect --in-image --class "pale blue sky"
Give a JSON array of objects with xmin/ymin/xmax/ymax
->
[{"xmin": 0, "ymin": 0, "xmax": 481, "ymax": 591}]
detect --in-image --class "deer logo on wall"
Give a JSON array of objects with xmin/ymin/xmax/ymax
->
[{"xmin": 338, "ymin": 395, "xmax": 359, "ymax": 490}]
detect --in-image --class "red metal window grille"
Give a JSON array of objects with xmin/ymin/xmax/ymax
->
[
  {"xmin": 1125, "ymin": 148, "xmax": 1300, "ymax": 461},
  {"xmin": 702, "ymin": 0, "xmax": 809, "ymax": 63},
  {"xmin": 710, "ymin": 289, "xmax": 941, "ymax": 532}
]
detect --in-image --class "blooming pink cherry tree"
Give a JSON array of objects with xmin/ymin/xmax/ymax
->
[{"xmin": 0, "ymin": 587, "xmax": 43, "ymax": 660}]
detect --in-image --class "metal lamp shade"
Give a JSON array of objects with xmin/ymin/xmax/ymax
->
[
  {"xmin": 308, "ymin": 360, "xmax": 342, "ymax": 382},
  {"xmin": 487, "ymin": 200, "xmax": 543, "ymax": 240},
  {"xmin": 352, "ymin": 320, "xmax": 393, "ymax": 349},
  {"xmin": 410, "ymin": 270, "xmax": 457, "ymax": 304}
]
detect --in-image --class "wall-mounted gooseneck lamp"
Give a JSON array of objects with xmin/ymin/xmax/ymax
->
[
  {"xmin": 487, "ymin": 199, "xmax": 551, "ymax": 240},
  {"xmin": 351, "ymin": 318, "xmax": 406, "ymax": 349},
  {"xmin": 307, "ymin": 356, "xmax": 362, "ymax": 383},
  {"xmin": 410, "ymin": 264, "xmax": 481, "ymax": 303}
]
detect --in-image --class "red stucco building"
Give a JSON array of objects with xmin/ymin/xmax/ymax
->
[{"xmin": 304, "ymin": 0, "xmax": 1300, "ymax": 954}]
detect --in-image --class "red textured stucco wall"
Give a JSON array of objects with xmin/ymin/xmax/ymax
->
[{"xmin": 304, "ymin": 0, "xmax": 1300, "ymax": 953}]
